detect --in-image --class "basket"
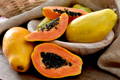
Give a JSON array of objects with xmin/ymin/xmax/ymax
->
[{"xmin": 0, "ymin": 0, "xmax": 46, "ymax": 17}]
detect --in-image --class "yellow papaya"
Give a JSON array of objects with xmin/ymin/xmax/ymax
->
[
  {"xmin": 73, "ymin": 4, "xmax": 92, "ymax": 13},
  {"xmin": 2, "ymin": 27, "xmax": 34, "ymax": 72},
  {"xmin": 66, "ymin": 9, "xmax": 117, "ymax": 43}
]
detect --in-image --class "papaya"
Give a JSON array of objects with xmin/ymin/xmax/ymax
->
[
  {"xmin": 66, "ymin": 9, "xmax": 117, "ymax": 43},
  {"xmin": 27, "ymin": 18, "xmax": 51, "ymax": 32},
  {"xmin": 73, "ymin": 4, "xmax": 92, "ymax": 13},
  {"xmin": 42, "ymin": 6, "xmax": 88, "ymax": 21},
  {"xmin": 31, "ymin": 43, "xmax": 83, "ymax": 78},
  {"xmin": 37, "ymin": 17, "xmax": 51, "ymax": 30},
  {"xmin": 25, "ymin": 13, "xmax": 69, "ymax": 41},
  {"xmin": 2, "ymin": 27, "xmax": 34, "ymax": 72}
]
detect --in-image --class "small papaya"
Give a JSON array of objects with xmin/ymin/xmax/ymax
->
[
  {"xmin": 31, "ymin": 43, "xmax": 83, "ymax": 78},
  {"xmin": 25, "ymin": 13, "xmax": 69, "ymax": 41},
  {"xmin": 73, "ymin": 4, "xmax": 92, "ymax": 13},
  {"xmin": 2, "ymin": 27, "xmax": 34, "ymax": 72}
]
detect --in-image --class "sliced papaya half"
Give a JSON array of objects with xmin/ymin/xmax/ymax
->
[
  {"xmin": 31, "ymin": 43, "xmax": 83, "ymax": 78},
  {"xmin": 42, "ymin": 6, "xmax": 88, "ymax": 20},
  {"xmin": 25, "ymin": 13, "xmax": 69, "ymax": 41}
]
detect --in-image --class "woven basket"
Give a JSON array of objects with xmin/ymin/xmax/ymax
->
[{"xmin": 0, "ymin": 0, "xmax": 46, "ymax": 17}]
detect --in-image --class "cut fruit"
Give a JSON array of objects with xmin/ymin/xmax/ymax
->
[
  {"xmin": 42, "ymin": 6, "xmax": 88, "ymax": 20},
  {"xmin": 25, "ymin": 13, "xmax": 69, "ymax": 41},
  {"xmin": 37, "ymin": 17, "xmax": 51, "ymax": 30},
  {"xmin": 31, "ymin": 43, "xmax": 83, "ymax": 78}
]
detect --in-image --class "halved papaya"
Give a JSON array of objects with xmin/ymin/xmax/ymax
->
[
  {"xmin": 25, "ymin": 13, "xmax": 69, "ymax": 41},
  {"xmin": 31, "ymin": 43, "xmax": 83, "ymax": 78},
  {"xmin": 42, "ymin": 6, "xmax": 88, "ymax": 21}
]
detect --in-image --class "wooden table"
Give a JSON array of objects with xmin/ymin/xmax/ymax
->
[
  {"xmin": 0, "ymin": 48, "xmax": 119, "ymax": 80},
  {"xmin": 0, "ymin": 29, "xmax": 119, "ymax": 80}
]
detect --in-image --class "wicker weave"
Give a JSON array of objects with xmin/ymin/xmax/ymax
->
[{"xmin": 0, "ymin": 0, "xmax": 46, "ymax": 17}]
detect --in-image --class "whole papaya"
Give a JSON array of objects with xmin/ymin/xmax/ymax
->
[
  {"xmin": 2, "ymin": 27, "xmax": 34, "ymax": 72},
  {"xmin": 66, "ymin": 9, "xmax": 117, "ymax": 43},
  {"xmin": 73, "ymin": 4, "xmax": 92, "ymax": 13}
]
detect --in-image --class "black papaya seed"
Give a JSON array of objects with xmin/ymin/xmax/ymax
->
[{"xmin": 41, "ymin": 52, "xmax": 72, "ymax": 69}]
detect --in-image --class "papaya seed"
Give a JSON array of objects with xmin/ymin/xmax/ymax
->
[
  {"xmin": 53, "ymin": 8, "xmax": 82, "ymax": 17},
  {"xmin": 41, "ymin": 52, "xmax": 72, "ymax": 69},
  {"xmin": 39, "ymin": 18, "xmax": 59, "ymax": 31}
]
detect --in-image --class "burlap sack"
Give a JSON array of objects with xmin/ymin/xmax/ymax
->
[
  {"xmin": 97, "ymin": 0, "xmax": 120, "ymax": 77},
  {"xmin": 0, "ymin": 0, "xmax": 120, "ymax": 78}
]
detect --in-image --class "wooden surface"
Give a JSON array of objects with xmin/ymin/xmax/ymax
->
[
  {"xmin": 0, "ymin": 33, "xmax": 119, "ymax": 80},
  {"xmin": 0, "ymin": 52, "xmax": 119, "ymax": 80}
]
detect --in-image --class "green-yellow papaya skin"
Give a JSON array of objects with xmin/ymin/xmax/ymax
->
[
  {"xmin": 73, "ymin": 4, "xmax": 92, "ymax": 13},
  {"xmin": 2, "ymin": 27, "xmax": 34, "ymax": 72},
  {"xmin": 37, "ymin": 17, "xmax": 51, "ymax": 30},
  {"xmin": 66, "ymin": 9, "xmax": 117, "ymax": 43}
]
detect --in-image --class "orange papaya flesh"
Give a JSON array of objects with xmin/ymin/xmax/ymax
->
[
  {"xmin": 31, "ymin": 43, "xmax": 83, "ymax": 78},
  {"xmin": 42, "ymin": 6, "xmax": 88, "ymax": 21},
  {"xmin": 25, "ymin": 13, "xmax": 69, "ymax": 41}
]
